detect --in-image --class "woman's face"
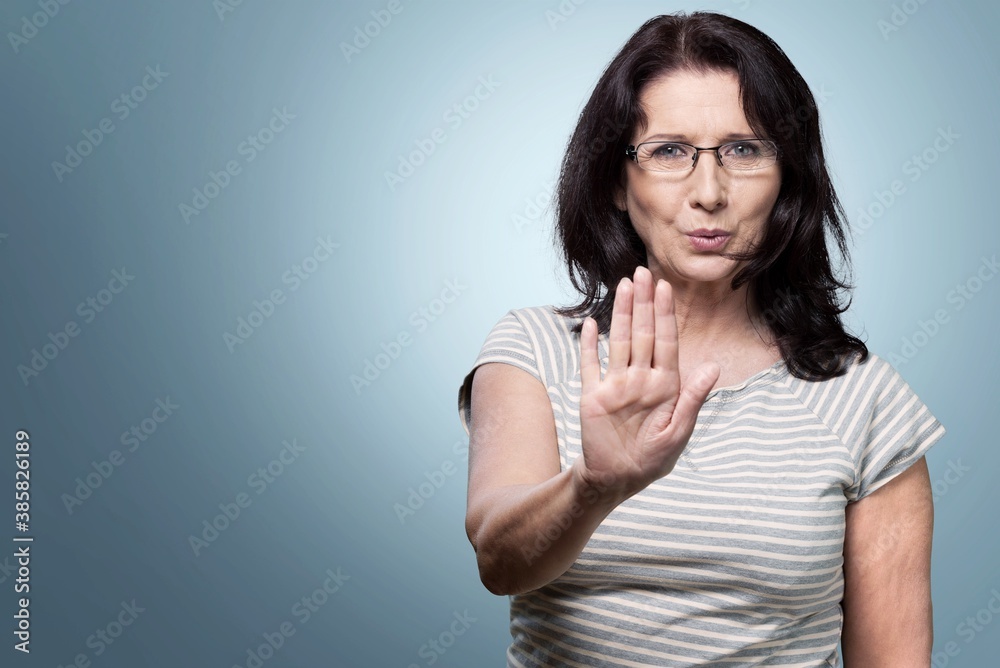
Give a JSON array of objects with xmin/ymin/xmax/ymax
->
[{"xmin": 615, "ymin": 68, "xmax": 781, "ymax": 291}]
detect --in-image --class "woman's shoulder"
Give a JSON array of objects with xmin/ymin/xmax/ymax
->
[
  {"xmin": 835, "ymin": 351, "xmax": 904, "ymax": 385},
  {"xmin": 782, "ymin": 350, "xmax": 924, "ymax": 416},
  {"xmin": 474, "ymin": 305, "xmax": 586, "ymax": 367},
  {"xmin": 505, "ymin": 303, "xmax": 580, "ymax": 319},
  {"xmin": 785, "ymin": 350, "xmax": 897, "ymax": 384},
  {"xmin": 499, "ymin": 304, "xmax": 587, "ymax": 335},
  {"xmin": 488, "ymin": 305, "xmax": 593, "ymax": 377}
]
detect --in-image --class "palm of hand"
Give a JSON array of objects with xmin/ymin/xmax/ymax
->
[{"xmin": 576, "ymin": 266, "xmax": 720, "ymax": 499}]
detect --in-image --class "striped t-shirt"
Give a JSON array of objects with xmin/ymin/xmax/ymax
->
[{"xmin": 457, "ymin": 305, "xmax": 946, "ymax": 668}]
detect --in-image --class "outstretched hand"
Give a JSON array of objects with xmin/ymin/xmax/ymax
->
[{"xmin": 575, "ymin": 266, "xmax": 721, "ymax": 501}]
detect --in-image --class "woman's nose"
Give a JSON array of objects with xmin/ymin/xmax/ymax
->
[{"xmin": 686, "ymin": 152, "xmax": 727, "ymax": 211}]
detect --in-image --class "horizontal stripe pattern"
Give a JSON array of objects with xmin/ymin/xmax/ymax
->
[{"xmin": 458, "ymin": 306, "xmax": 946, "ymax": 667}]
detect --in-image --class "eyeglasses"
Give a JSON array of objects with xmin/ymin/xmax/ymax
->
[{"xmin": 625, "ymin": 139, "xmax": 779, "ymax": 172}]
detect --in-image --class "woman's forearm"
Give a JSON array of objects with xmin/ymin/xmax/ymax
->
[{"xmin": 467, "ymin": 461, "xmax": 625, "ymax": 596}]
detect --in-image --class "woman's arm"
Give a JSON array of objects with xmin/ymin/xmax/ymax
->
[
  {"xmin": 841, "ymin": 456, "xmax": 934, "ymax": 667},
  {"xmin": 464, "ymin": 362, "xmax": 627, "ymax": 596},
  {"xmin": 465, "ymin": 271, "xmax": 718, "ymax": 596}
]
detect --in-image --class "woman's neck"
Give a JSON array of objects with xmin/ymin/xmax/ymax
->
[
  {"xmin": 671, "ymin": 281, "xmax": 766, "ymax": 343},
  {"xmin": 664, "ymin": 276, "xmax": 781, "ymax": 387}
]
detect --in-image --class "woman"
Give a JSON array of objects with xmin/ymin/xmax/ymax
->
[{"xmin": 457, "ymin": 12, "xmax": 945, "ymax": 667}]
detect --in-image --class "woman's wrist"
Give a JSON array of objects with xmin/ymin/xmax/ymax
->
[{"xmin": 568, "ymin": 457, "xmax": 634, "ymax": 511}]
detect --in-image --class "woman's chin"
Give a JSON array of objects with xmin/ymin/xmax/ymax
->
[{"xmin": 660, "ymin": 257, "xmax": 742, "ymax": 286}]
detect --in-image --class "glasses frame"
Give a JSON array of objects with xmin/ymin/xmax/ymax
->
[{"xmin": 625, "ymin": 138, "xmax": 780, "ymax": 172}]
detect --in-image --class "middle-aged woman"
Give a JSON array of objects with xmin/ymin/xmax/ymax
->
[{"xmin": 457, "ymin": 12, "xmax": 946, "ymax": 667}]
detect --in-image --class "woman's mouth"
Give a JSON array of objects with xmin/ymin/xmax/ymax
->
[{"xmin": 687, "ymin": 229, "xmax": 732, "ymax": 251}]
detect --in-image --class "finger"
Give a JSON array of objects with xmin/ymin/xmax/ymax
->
[
  {"xmin": 631, "ymin": 267, "xmax": 654, "ymax": 369},
  {"xmin": 608, "ymin": 277, "xmax": 632, "ymax": 372},
  {"xmin": 579, "ymin": 317, "xmax": 600, "ymax": 390},
  {"xmin": 652, "ymin": 279, "xmax": 678, "ymax": 372},
  {"xmin": 668, "ymin": 362, "xmax": 721, "ymax": 440}
]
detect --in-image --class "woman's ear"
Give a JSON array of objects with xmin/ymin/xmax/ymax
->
[{"xmin": 613, "ymin": 182, "xmax": 627, "ymax": 212}]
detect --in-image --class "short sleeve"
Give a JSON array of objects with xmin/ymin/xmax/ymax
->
[
  {"xmin": 845, "ymin": 356, "xmax": 946, "ymax": 502},
  {"xmin": 456, "ymin": 309, "xmax": 542, "ymax": 437}
]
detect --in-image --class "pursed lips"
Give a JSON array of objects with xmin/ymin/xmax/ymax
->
[{"xmin": 686, "ymin": 228, "xmax": 732, "ymax": 237}]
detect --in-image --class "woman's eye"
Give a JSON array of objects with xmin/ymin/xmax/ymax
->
[
  {"xmin": 652, "ymin": 144, "xmax": 688, "ymax": 158},
  {"xmin": 728, "ymin": 142, "xmax": 760, "ymax": 157}
]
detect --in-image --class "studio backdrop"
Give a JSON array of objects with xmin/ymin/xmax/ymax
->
[{"xmin": 1, "ymin": 0, "xmax": 998, "ymax": 666}]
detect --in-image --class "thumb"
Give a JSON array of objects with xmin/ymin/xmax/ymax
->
[{"xmin": 669, "ymin": 362, "xmax": 721, "ymax": 440}]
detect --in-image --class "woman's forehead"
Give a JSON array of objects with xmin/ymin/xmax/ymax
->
[{"xmin": 637, "ymin": 69, "xmax": 753, "ymax": 140}]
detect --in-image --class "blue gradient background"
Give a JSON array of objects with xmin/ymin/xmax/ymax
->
[{"xmin": 1, "ymin": 1, "xmax": 997, "ymax": 666}]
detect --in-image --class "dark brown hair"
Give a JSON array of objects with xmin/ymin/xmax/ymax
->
[{"xmin": 552, "ymin": 11, "xmax": 867, "ymax": 380}]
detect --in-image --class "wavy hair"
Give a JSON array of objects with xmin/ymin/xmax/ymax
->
[{"xmin": 552, "ymin": 11, "xmax": 867, "ymax": 380}]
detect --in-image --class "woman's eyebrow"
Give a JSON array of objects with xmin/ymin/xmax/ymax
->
[{"xmin": 641, "ymin": 132, "xmax": 758, "ymax": 142}]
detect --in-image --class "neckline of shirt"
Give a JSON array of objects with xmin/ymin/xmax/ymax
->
[{"xmin": 705, "ymin": 358, "xmax": 788, "ymax": 400}]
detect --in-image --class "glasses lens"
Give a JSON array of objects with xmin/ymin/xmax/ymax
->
[
  {"xmin": 639, "ymin": 142, "xmax": 693, "ymax": 172},
  {"xmin": 718, "ymin": 140, "xmax": 777, "ymax": 170}
]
